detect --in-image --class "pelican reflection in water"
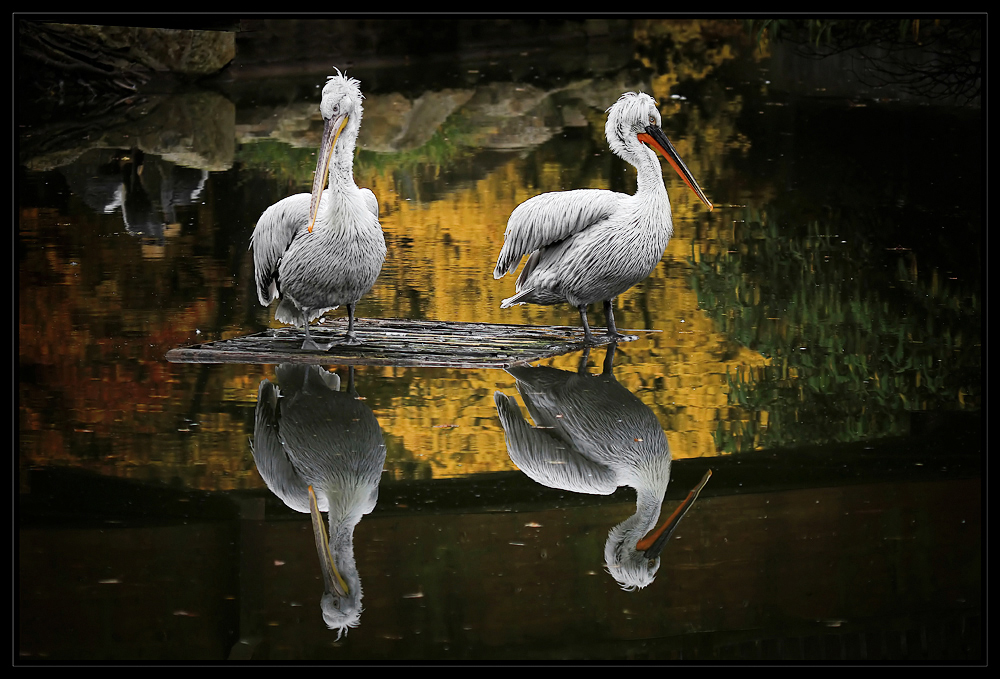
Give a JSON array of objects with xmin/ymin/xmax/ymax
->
[
  {"xmin": 251, "ymin": 71, "xmax": 385, "ymax": 350},
  {"xmin": 252, "ymin": 364, "xmax": 386, "ymax": 636},
  {"xmin": 494, "ymin": 344, "xmax": 711, "ymax": 590},
  {"xmin": 494, "ymin": 91, "xmax": 713, "ymax": 344}
]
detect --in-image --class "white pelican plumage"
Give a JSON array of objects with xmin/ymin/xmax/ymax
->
[
  {"xmin": 252, "ymin": 364, "xmax": 386, "ymax": 636},
  {"xmin": 493, "ymin": 91, "xmax": 713, "ymax": 344},
  {"xmin": 494, "ymin": 344, "xmax": 711, "ymax": 590},
  {"xmin": 251, "ymin": 71, "xmax": 385, "ymax": 350}
]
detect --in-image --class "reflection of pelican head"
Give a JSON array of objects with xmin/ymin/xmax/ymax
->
[
  {"xmin": 321, "ymin": 591, "xmax": 361, "ymax": 638},
  {"xmin": 605, "ymin": 517, "xmax": 660, "ymax": 591},
  {"xmin": 603, "ymin": 468, "xmax": 712, "ymax": 591},
  {"xmin": 252, "ymin": 364, "xmax": 385, "ymax": 637},
  {"xmin": 310, "ymin": 486, "xmax": 363, "ymax": 639},
  {"xmin": 496, "ymin": 344, "xmax": 710, "ymax": 591}
]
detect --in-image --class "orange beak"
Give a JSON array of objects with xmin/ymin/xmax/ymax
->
[
  {"xmin": 637, "ymin": 125, "xmax": 713, "ymax": 211},
  {"xmin": 636, "ymin": 469, "xmax": 713, "ymax": 559}
]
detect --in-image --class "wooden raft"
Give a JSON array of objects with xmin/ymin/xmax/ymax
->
[{"xmin": 165, "ymin": 318, "xmax": 656, "ymax": 368}]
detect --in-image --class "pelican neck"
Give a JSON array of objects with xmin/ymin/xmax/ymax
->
[
  {"xmin": 610, "ymin": 483, "xmax": 668, "ymax": 549},
  {"xmin": 321, "ymin": 486, "xmax": 367, "ymax": 546},
  {"xmin": 327, "ymin": 145, "xmax": 359, "ymax": 193},
  {"xmin": 633, "ymin": 145, "xmax": 669, "ymax": 197}
]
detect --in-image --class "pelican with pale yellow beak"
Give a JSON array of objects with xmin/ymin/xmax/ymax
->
[{"xmin": 251, "ymin": 71, "xmax": 385, "ymax": 349}]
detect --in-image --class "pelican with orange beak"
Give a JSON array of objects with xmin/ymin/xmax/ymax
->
[
  {"xmin": 251, "ymin": 71, "xmax": 385, "ymax": 349},
  {"xmin": 494, "ymin": 91, "xmax": 713, "ymax": 343}
]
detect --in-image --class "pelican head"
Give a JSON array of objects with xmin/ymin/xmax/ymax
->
[
  {"xmin": 605, "ymin": 92, "xmax": 713, "ymax": 211},
  {"xmin": 605, "ymin": 522, "xmax": 663, "ymax": 591},
  {"xmin": 605, "ymin": 470, "xmax": 713, "ymax": 591},
  {"xmin": 320, "ymin": 589, "xmax": 363, "ymax": 640},
  {"xmin": 308, "ymin": 70, "xmax": 366, "ymax": 233},
  {"xmin": 309, "ymin": 486, "xmax": 363, "ymax": 639}
]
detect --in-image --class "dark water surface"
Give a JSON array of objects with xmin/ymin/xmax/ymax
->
[{"xmin": 17, "ymin": 19, "xmax": 982, "ymax": 662}]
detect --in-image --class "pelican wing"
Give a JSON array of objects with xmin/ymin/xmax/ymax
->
[
  {"xmin": 360, "ymin": 187, "xmax": 379, "ymax": 219},
  {"xmin": 495, "ymin": 392, "xmax": 618, "ymax": 495},
  {"xmin": 251, "ymin": 378, "xmax": 312, "ymax": 513},
  {"xmin": 250, "ymin": 193, "xmax": 311, "ymax": 307},
  {"xmin": 493, "ymin": 189, "xmax": 626, "ymax": 278}
]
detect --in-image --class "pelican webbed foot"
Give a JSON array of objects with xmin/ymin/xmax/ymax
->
[
  {"xmin": 601, "ymin": 300, "xmax": 638, "ymax": 342},
  {"xmin": 300, "ymin": 323, "xmax": 333, "ymax": 352},
  {"xmin": 302, "ymin": 338, "xmax": 334, "ymax": 352},
  {"xmin": 340, "ymin": 304, "xmax": 363, "ymax": 346}
]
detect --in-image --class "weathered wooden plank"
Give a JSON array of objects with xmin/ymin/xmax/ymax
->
[{"xmin": 165, "ymin": 318, "xmax": 658, "ymax": 368}]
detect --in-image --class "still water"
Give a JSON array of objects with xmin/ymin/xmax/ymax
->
[{"xmin": 17, "ymin": 20, "xmax": 981, "ymax": 662}]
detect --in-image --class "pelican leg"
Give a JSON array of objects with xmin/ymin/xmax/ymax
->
[
  {"xmin": 342, "ymin": 303, "xmax": 362, "ymax": 346},
  {"xmin": 602, "ymin": 342, "xmax": 617, "ymax": 375},
  {"xmin": 577, "ymin": 345, "xmax": 592, "ymax": 374},
  {"xmin": 604, "ymin": 299, "xmax": 637, "ymax": 341},
  {"xmin": 302, "ymin": 320, "xmax": 332, "ymax": 352},
  {"xmin": 578, "ymin": 305, "xmax": 597, "ymax": 345},
  {"xmin": 347, "ymin": 304, "xmax": 355, "ymax": 335},
  {"xmin": 603, "ymin": 299, "xmax": 628, "ymax": 340}
]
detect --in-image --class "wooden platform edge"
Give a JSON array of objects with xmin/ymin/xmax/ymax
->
[{"xmin": 164, "ymin": 318, "xmax": 661, "ymax": 368}]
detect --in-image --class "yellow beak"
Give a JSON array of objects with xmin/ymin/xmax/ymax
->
[{"xmin": 307, "ymin": 114, "xmax": 350, "ymax": 233}]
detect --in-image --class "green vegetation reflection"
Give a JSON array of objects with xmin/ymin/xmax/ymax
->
[{"xmin": 694, "ymin": 206, "xmax": 980, "ymax": 453}]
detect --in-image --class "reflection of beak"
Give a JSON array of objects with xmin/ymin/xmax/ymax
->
[
  {"xmin": 636, "ymin": 470, "xmax": 713, "ymax": 559},
  {"xmin": 309, "ymin": 485, "xmax": 349, "ymax": 597},
  {"xmin": 307, "ymin": 114, "xmax": 350, "ymax": 233},
  {"xmin": 637, "ymin": 125, "xmax": 713, "ymax": 211}
]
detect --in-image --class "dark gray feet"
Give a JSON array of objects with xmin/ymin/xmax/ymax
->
[
  {"xmin": 603, "ymin": 299, "xmax": 637, "ymax": 341},
  {"xmin": 301, "ymin": 338, "xmax": 333, "ymax": 351},
  {"xmin": 301, "ymin": 323, "xmax": 332, "ymax": 351},
  {"xmin": 341, "ymin": 303, "xmax": 362, "ymax": 345},
  {"xmin": 301, "ymin": 304, "xmax": 363, "ymax": 349},
  {"xmin": 578, "ymin": 305, "xmax": 598, "ymax": 345},
  {"xmin": 580, "ymin": 301, "xmax": 637, "ymax": 344},
  {"xmin": 603, "ymin": 299, "xmax": 630, "ymax": 340}
]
